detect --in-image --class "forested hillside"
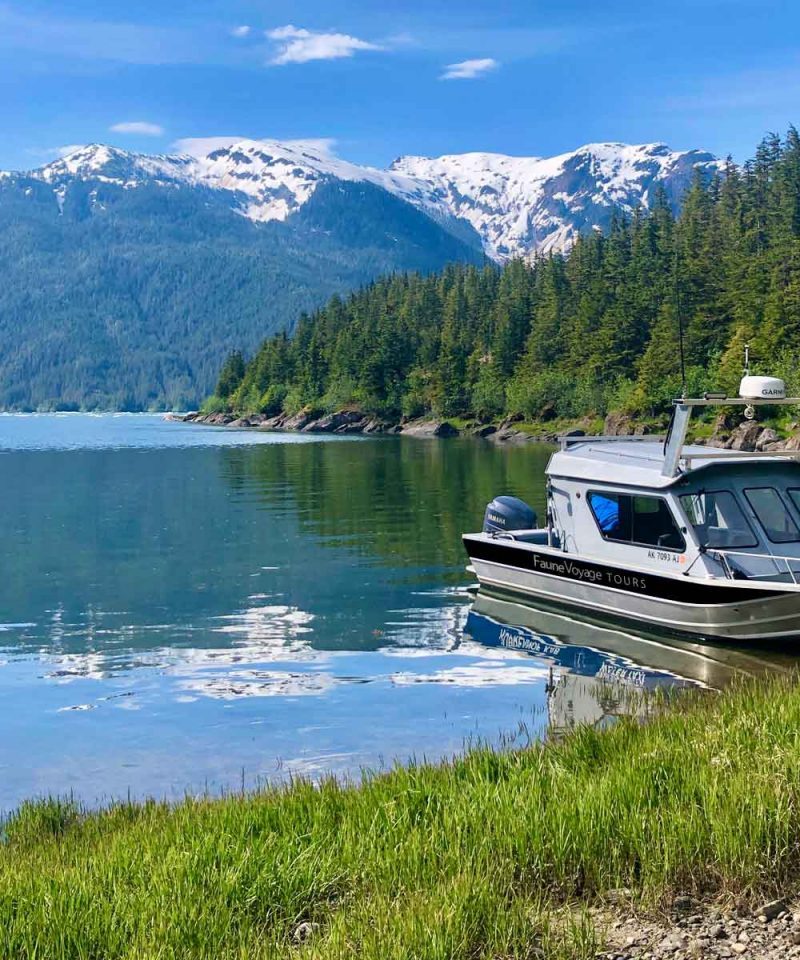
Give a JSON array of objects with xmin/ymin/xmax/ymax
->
[
  {"xmin": 214, "ymin": 129, "xmax": 800, "ymax": 425},
  {"xmin": 0, "ymin": 178, "xmax": 481, "ymax": 410}
]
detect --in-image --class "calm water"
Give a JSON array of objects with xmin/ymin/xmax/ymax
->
[{"xmin": 0, "ymin": 415, "xmax": 793, "ymax": 811}]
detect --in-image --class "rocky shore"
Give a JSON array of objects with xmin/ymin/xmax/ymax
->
[
  {"xmin": 597, "ymin": 894, "xmax": 800, "ymax": 960},
  {"xmin": 177, "ymin": 407, "xmax": 800, "ymax": 452},
  {"xmin": 179, "ymin": 408, "xmax": 542, "ymax": 442}
]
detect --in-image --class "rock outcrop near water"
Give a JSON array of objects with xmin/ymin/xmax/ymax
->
[{"xmin": 182, "ymin": 408, "xmax": 800, "ymax": 450}]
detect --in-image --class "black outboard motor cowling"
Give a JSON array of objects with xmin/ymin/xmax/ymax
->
[{"xmin": 482, "ymin": 496, "xmax": 537, "ymax": 534}]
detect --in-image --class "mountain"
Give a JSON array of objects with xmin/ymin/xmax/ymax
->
[
  {"xmin": 391, "ymin": 143, "xmax": 721, "ymax": 259},
  {"xmin": 19, "ymin": 139, "xmax": 721, "ymax": 260},
  {"xmin": 0, "ymin": 138, "xmax": 720, "ymax": 410},
  {"xmin": 0, "ymin": 145, "xmax": 483, "ymax": 411}
]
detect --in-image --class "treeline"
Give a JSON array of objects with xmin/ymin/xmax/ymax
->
[{"xmin": 212, "ymin": 128, "xmax": 800, "ymax": 423}]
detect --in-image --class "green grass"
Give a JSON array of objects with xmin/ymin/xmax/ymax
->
[{"xmin": 3, "ymin": 678, "xmax": 800, "ymax": 959}]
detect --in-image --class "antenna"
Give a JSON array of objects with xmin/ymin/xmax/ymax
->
[
  {"xmin": 743, "ymin": 343, "xmax": 754, "ymax": 420},
  {"xmin": 673, "ymin": 249, "xmax": 687, "ymax": 399}
]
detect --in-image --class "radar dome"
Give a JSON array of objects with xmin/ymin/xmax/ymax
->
[{"xmin": 739, "ymin": 375, "xmax": 786, "ymax": 400}]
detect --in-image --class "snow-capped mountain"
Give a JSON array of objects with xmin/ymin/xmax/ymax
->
[
  {"xmin": 0, "ymin": 135, "xmax": 723, "ymax": 410},
  {"xmin": 17, "ymin": 138, "xmax": 720, "ymax": 260},
  {"xmin": 391, "ymin": 143, "xmax": 722, "ymax": 259},
  {"xmin": 27, "ymin": 140, "xmax": 444, "ymax": 226}
]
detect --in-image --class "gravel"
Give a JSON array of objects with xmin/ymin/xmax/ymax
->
[{"xmin": 596, "ymin": 898, "xmax": 800, "ymax": 959}]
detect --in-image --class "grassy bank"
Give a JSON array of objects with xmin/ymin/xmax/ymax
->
[{"xmin": 3, "ymin": 678, "xmax": 800, "ymax": 959}]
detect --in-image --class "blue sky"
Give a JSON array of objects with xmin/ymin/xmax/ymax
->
[{"xmin": 2, "ymin": 0, "xmax": 799, "ymax": 170}]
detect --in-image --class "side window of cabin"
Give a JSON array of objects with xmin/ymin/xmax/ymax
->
[
  {"xmin": 588, "ymin": 492, "xmax": 684, "ymax": 551},
  {"xmin": 744, "ymin": 487, "xmax": 800, "ymax": 544},
  {"xmin": 679, "ymin": 491, "xmax": 757, "ymax": 549}
]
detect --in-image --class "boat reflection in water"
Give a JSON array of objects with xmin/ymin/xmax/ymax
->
[{"xmin": 464, "ymin": 591, "xmax": 798, "ymax": 737}]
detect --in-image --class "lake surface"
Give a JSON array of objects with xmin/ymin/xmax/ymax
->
[{"xmin": 0, "ymin": 415, "xmax": 794, "ymax": 812}]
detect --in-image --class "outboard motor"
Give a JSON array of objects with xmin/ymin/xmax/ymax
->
[{"xmin": 483, "ymin": 495, "xmax": 537, "ymax": 535}]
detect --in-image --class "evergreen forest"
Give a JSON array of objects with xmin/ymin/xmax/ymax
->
[{"xmin": 213, "ymin": 129, "xmax": 800, "ymax": 427}]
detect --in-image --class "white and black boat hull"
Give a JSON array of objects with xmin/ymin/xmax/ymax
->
[{"xmin": 464, "ymin": 534, "xmax": 800, "ymax": 642}]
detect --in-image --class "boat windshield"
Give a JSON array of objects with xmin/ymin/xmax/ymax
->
[
  {"xmin": 679, "ymin": 491, "xmax": 758, "ymax": 549},
  {"xmin": 744, "ymin": 487, "xmax": 800, "ymax": 544}
]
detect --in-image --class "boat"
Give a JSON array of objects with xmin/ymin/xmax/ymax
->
[{"xmin": 463, "ymin": 372, "xmax": 800, "ymax": 641}]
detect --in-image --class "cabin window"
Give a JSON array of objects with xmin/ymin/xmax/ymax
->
[
  {"xmin": 785, "ymin": 489, "xmax": 800, "ymax": 519},
  {"xmin": 744, "ymin": 487, "xmax": 800, "ymax": 544},
  {"xmin": 679, "ymin": 491, "xmax": 757, "ymax": 549},
  {"xmin": 588, "ymin": 492, "xmax": 685, "ymax": 551}
]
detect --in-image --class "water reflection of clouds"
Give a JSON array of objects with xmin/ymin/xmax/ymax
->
[
  {"xmin": 23, "ymin": 594, "xmax": 553, "ymax": 709},
  {"xmin": 391, "ymin": 662, "xmax": 550, "ymax": 688},
  {"xmin": 178, "ymin": 669, "xmax": 336, "ymax": 701},
  {"xmin": 37, "ymin": 603, "xmax": 320, "ymax": 682},
  {"xmin": 382, "ymin": 601, "xmax": 467, "ymax": 651}
]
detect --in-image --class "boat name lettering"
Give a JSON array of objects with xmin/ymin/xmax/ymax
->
[
  {"xmin": 596, "ymin": 662, "xmax": 647, "ymax": 687},
  {"xmin": 498, "ymin": 627, "xmax": 560, "ymax": 655},
  {"xmin": 531, "ymin": 553, "xmax": 648, "ymax": 591}
]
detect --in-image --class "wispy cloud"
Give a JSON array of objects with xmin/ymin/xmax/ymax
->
[
  {"xmin": 230, "ymin": 25, "xmax": 250, "ymax": 39},
  {"xmin": 26, "ymin": 145, "xmax": 85, "ymax": 161},
  {"xmin": 440, "ymin": 57, "xmax": 498, "ymax": 80},
  {"xmin": 110, "ymin": 121, "xmax": 164, "ymax": 136},
  {"xmin": 266, "ymin": 24, "xmax": 384, "ymax": 65}
]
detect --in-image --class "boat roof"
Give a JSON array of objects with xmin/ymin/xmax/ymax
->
[{"xmin": 547, "ymin": 438, "xmax": 800, "ymax": 490}]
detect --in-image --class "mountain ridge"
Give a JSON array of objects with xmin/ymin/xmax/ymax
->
[
  {"xmin": 10, "ymin": 137, "xmax": 722, "ymax": 260},
  {"xmin": 0, "ymin": 135, "xmax": 722, "ymax": 410}
]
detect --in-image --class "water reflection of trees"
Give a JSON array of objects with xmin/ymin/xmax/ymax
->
[{"xmin": 221, "ymin": 438, "xmax": 554, "ymax": 571}]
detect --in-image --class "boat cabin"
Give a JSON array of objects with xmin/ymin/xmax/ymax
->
[{"xmin": 546, "ymin": 439, "xmax": 800, "ymax": 583}]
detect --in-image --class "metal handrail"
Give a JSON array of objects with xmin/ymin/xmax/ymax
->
[
  {"xmin": 682, "ymin": 449, "xmax": 800, "ymax": 465},
  {"xmin": 708, "ymin": 548, "xmax": 800, "ymax": 585},
  {"xmin": 558, "ymin": 434, "xmax": 666, "ymax": 450}
]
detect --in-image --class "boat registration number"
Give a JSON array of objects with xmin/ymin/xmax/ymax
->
[{"xmin": 647, "ymin": 550, "xmax": 686, "ymax": 565}]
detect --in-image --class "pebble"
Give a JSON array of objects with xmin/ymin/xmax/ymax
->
[
  {"xmin": 759, "ymin": 900, "xmax": 788, "ymax": 921},
  {"xmin": 673, "ymin": 895, "xmax": 696, "ymax": 914},
  {"xmin": 292, "ymin": 921, "xmax": 319, "ymax": 943}
]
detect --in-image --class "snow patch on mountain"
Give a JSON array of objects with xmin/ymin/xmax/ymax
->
[
  {"xmin": 391, "ymin": 143, "xmax": 722, "ymax": 259},
  {"xmin": 17, "ymin": 138, "xmax": 721, "ymax": 259}
]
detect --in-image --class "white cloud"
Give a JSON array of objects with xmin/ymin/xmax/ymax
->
[
  {"xmin": 440, "ymin": 57, "xmax": 498, "ymax": 80},
  {"xmin": 110, "ymin": 121, "xmax": 164, "ymax": 136},
  {"xmin": 230, "ymin": 25, "xmax": 250, "ymax": 39},
  {"xmin": 266, "ymin": 24, "xmax": 383, "ymax": 65}
]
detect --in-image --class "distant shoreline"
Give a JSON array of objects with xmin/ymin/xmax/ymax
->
[
  {"xmin": 177, "ymin": 409, "xmax": 800, "ymax": 453},
  {"xmin": 177, "ymin": 409, "xmax": 564, "ymax": 444}
]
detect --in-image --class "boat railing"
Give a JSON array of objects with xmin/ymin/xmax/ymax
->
[
  {"xmin": 708, "ymin": 548, "xmax": 800, "ymax": 585},
  {"xmin": 681, "ymin": 449, "xmax": 800, "ymax": 466},
  {"xmin": 558, "ymin": 435, "xmax": 666, "ymax": 450}
]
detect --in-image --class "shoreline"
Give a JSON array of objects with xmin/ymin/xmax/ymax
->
[
  {"xmin": 3, "ymin": 677, "xmax": 800, "ymax": 958},
  {"xmin": 179, "ymin": 408, "xmax": 556, "ymax": 443},
  {"xmin": 178, "ymin": 408, "xmax": 800, "ymax": 453}
]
